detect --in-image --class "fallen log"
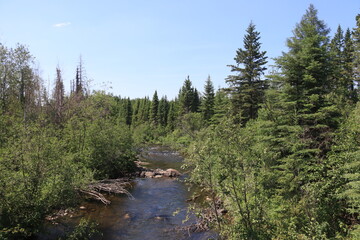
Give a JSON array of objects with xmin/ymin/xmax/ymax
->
[{"xmin": 79, "ymin": 178, "xmax": 134, "ymax": 204}]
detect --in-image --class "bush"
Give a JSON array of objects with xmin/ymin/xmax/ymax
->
[{"xmin": 86, "ymin": 119, "xmax": 136, "ymax": 179}]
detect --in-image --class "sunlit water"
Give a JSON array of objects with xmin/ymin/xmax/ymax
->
[{"xmin": 39, "ymin": 146, "xmax": 216, "ymax": 240}]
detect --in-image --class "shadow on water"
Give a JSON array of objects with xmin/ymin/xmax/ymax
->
[{"xmin": 39, "ymin": 145, "xmax": 217, "ymax": 240}]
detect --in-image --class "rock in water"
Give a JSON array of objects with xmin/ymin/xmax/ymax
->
[
  {"xmin": 145, "ymin": 171, "xmax": 155, "ymax": 178},
  {"xmin": 164, "ymin": 168, "xmax": 181, "ymax": 177}
]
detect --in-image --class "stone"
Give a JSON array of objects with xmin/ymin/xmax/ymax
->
[
  {"xmin": 79, "ymin": 206, "xmax": 86, "ymax": 210},
  {"xmin": 164, "ymin": 168, "xmax": 181, "ymax": 177},
  {"xmin": 145, "ymin": 171, "xmax": 155, "ymax": 178}
]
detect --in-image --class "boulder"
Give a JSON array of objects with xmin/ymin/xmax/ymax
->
[
  {"xmin": 145, "ymin": 171, "xmax": 155, "ymax": 178},
  {"xmin": 140, "ymin": 171, "xmax": 146, "ymax": 178},
  {"xmin": 154, "ymin": 168, "xmax": 167, "ymax": 175},
  {"xmin": 164, "ymin": 168, "xmax": 181, "ymax": 177}
]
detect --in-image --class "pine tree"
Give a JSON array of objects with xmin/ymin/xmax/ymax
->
[
  {"xmin": 343, "ymin": 28, "xmax": 357, "ymax": 101},
  {"xmin": 201, "ymin": 76, "xmax": 215, "ymax": 122},
  {"xmin": 212, "ymin": 89, "xmax": 230, "ymax": 124},
  {"xmin": 275, "ymin": 4, "xmax": 337, "ymax": 134},
  {"xmin": 179, "ymin": 76, "xmax": 199, "ymax": 114},
  {"xmin": 329, "ymin": 26, "xmax": 356, "ymax": 104},
  {"xmin": 158, "ymin": 96, "xmax": 169, "ymax": 126},
  {"xmin": 330, "ymin": 102, "xmax": 360, "ymax": 237},
  {"xmin": 192, "ymin": 88, "xmax": 200, "ymax": 112},
  {"xmin": 226, "ymin": 22, "xmax": 268, "ymax": 124},
  {"xmin": 150, "ymin": 91, "xmax": 159, "ymax": 125},
  {"xmin": 270, "ymin": 5, "xmax": 343, "ymax": 237},
  {"xmin": 166, "ymin": 101, "xmax": 176, "ymax": 131},
  {"xmin": 125, "ymin": 98, "xmax": 132, "ymax": 126},
  {"xmin": 329, "ymin": 25, "xmax": 344, "ymax": 89},
  {"xmin": 353, "ymin": 14, "xmax": 360, "ymax": 94}
]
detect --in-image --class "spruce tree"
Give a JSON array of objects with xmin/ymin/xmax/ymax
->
[
  {"xmin": 344, "ymin": 28, "xmax": 357, "ymax": 101},
  {"xmin": 353, "ymin": 14, "xmax": 360, "ymax": 94},
  {"xmin": 192, "ymin": 88, "xmax": 200, "ymax": 112},
  {"xmin": 271, "ymin": 5, "xmax": 343, "ymax": 237},
  {"xmin": 125, "ymin": 98, "xmax": 132, "ymax": 126},
  {"xmin": 274, "ymin": 3, "xmax": 332, "ymax": 183},
  {"xmin": 158, "ymin": 96, "xmax": 169, "ymax": 126},
  {"xmin": 166, "ymin": 101, "xmax": 177, "ymax": 131},
  {"xmin": 329, "ymin": 26, "xmax": 356, "ymax": 104},
  {"xmin": 179, "ymin": 76, "xmax": 199, "ymax": 114},
  {"xmin": 150, "ymin": 91, "xmax": 159, "ymax": 125},
  {"xmin": 201, "ymin": 76, "xmax": 215, "ymax": 122},
  {"xmin": 329, "ymin": 25, "xmax": 344, "ymax": 90},
  {"xmin": 212, "ymin": 89, "xmax": 230, "ymax": 124},
  {"xmin": 226, "ymin": 22, "xmax": 268, "ymax": 124}
]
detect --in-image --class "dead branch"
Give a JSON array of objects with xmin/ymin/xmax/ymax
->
[{"xmin": 78, "ymin": 178, "xmax": 134, "ymax": 204}]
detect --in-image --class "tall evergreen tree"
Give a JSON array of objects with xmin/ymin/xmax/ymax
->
[
  {"xmin": 125, "ymin": 97, "xmax": 132, "ymax": 126},
  {"xmin": 353, "ymin": 14, "xmax": 360, "ymax": 93},
  {"xmin": 201, "ymin": 76, "xmax": 215, "ymax": 122},
  {"xmin": 344, "ymin": 28, "xmax": 357, "ymax": 101},
  {"xmin": 192, "ymin": 88, "xmax": 200, "ymax": 113},
  {"xmin": 166, "ymin": 101, "xmax": 177, "ymax": 131},
  {"xmin": 178, "ymin": 76, "xmax": 199, "ymax": 114},
  {"xmin": 158, "ymin": 96, "xmax": 169, "ymax": 126},
  {"xmin": 226, "ymin": 22, "xmax": 268, "ymax": 124},
  {"xmin": 274, "ymin": 3, "xmax": 332, "ymax": 183},
  {"xmin": 212, "ymin": 89, "xmax": 230, "ymax": 124},
  {"xmin": 269, "ymin": 5, "xmax": 344, "ymax": 237},
  {"xmin": 329, "ymin": 26, "xmax": 356, "ymax": 104},
  {"xmin": 150, "ymin": 90, "xmax": 159, "ymax": 125},
  {"xmin": 329, "ymin": 25, "xmax": 344, "ymax": 89}
]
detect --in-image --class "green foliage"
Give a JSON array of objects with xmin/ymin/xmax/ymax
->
[
  {"xmin": 84, "ymin": 119, "xmax": 136, "ymax": 179},
  {"xmin": 226, "ymin": 22, "xmax": 268, "ymax": 124},
  {"xmin": 211, "ymin": 89, "xmax": 230, "ymax": 124},
  {"xmin": 184, "ymin": 5, "xmax": 359, "ymax": 239},
  {"xmin": 1, "ymin": 4, "xmax": 360, "ymax": 240},
  {"xmin": 330, "ymin": 103, "xmax": 360, "ymax": 230},
  {"xmin": 132, "ymin": 123, "xmax": 155, "ymax": 145},
  {"xmin": 201, "ymin": 76, "xmax": 215, "ymax": 123},
  {"xmin": 158, "ymin": 96, "xmax": 169, "ymax": 126},
  {"xmin": 178, "ymin": 76, "xmax": 200, "ymax": 114},
  {"xmin": 64, "ymin": 218, "xmax": 102, "ymax": 240},
  {"xmin": 0, "ymin": 121, "xmax": 93, "ymax": 238},
  {"xmin": 150, "ymin": 90, "xmax": 159, "ymax": 125},
  {"xmin": 353, "ymin": 14, "xmax": 360, "ymax": 89}
]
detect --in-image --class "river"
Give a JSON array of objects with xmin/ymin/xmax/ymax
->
[{"xmin": 39, "ymin": 146, "xmax": 217, "ymax": 240}]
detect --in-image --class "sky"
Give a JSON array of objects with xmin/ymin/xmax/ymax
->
[{"xmin": 0, "ymin": 0, "xmax": 359, "ymax": 99}]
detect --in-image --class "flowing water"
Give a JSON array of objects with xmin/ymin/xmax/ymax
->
[{"xmin": 40, "ymin": 146, "xmax": 216, "ymax": 240}]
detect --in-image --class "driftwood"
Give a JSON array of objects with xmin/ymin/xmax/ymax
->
[{"xmin": 79, "ymin": 178, "xmax": 134, "ymax": 205}]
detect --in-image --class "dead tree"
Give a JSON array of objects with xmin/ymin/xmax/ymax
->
[{"xmin": 53, "ymin": 67, "xmax": 64, "ymax": 124}]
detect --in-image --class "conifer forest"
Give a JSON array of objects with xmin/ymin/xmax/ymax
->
[{"xmin": 0, "ymin": 4, "xmax": 360, "ymax": 240}]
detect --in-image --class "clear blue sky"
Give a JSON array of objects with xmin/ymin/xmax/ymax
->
[{"xmin": 0, "ymin": 0, "xmax": 359, "ymax": 99}]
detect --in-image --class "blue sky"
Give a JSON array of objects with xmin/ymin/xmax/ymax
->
[{"xmin": 0, "ymin": 0, "xmax": 359, "ymax": 99}]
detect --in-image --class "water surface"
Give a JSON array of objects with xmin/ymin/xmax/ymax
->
[{"xmin": 40, "ymin": 146, "xmax": 216, "ymax": 240}]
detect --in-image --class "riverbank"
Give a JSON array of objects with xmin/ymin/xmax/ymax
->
[{"xmin": 38, "ymin": 145, "xmax": 217, "ymax": 240}]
